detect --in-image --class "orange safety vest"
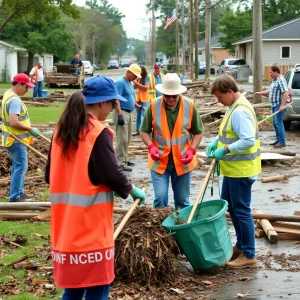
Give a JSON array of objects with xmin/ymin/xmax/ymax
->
[
  {"xmin": 135, "ymin": 78, "xmax": 149, "ymax": 103},
  {"xmin": 149, "ymin": 73, "xmax": 164, "ymax": 100},
  {"xmin": 148, "ymin": 95, "xmax": 198, "ymax": 176},
  {"xmin": 33, "ymin": 66, "xmax": 43, "ymax": 83},
  {"xmin": 50, "ymin": 115, "xmax": 115, "ymax": 288}
]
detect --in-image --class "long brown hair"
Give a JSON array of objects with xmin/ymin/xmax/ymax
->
[
  {"xmin": 139, "ymin": 66, "xmax": 148, "ymax": 85},
  {"xmin": 55, "ymin": 92, "xmax": 90, "ymax": 158}
]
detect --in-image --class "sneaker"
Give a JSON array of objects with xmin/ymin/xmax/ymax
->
[
  {"xmin": 132, "ymin": 131, "xmax": 140, "ymax": 136},
  {"xmin": 273, "ymin": 143, "xmax": 286, "ymax": 148},
  {"xmin": 127, "ymin": 161, "xmax": 135, "ymax": 166},
  {"xmin": 11, "ymin": 197, "xmax": 34, "ymax": 202},
  {"xmin": 231, "ymin": 245, "xmax": 243, "ymax": 260},
  {"xmin": 226, "ymin": 254, "xmax": 258, "ymax": 269},
  {"xmin": 121, "ymin": 165, "xmax": 132, "ymax": 172},
  {"xmin": 269, "ymin": 140, "xmax": 278, "ymax": 145}
]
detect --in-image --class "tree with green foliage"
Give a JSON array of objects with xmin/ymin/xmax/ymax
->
[
  {"xmin": 132, "ymin": 40, "xmax": 146, "ymax": 63},
  {"xmin": 0, "ymin": 0, "xmax": 80, "ymax": 32}
]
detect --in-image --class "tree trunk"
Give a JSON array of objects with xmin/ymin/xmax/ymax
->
[{"xmin": 27, "ymin": 52, "xmax": 35, "ymax": 74}]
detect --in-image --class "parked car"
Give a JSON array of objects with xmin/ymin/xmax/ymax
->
[
  {"xmin": 93, "ymin": 63, "xmax": 103, "ymax": 70},
  {"xmin": 120, "ymin": 59, "xmax": 131, "ymax": 68},
  {"xmin": 82, "ymin": 60, "xmax": 94, "ymax": 76},
  {"xmin": 107, "ymin": 59, "xmax": 119, "ymax": 69},
  {"xmin": 217, "ymin": 58, "xmax": 249, "ymax": 76},
  {"xmin": 198, "ymin": 60, "xmax": 215, "ymax": 75},
  {"xmin": 161, "ymin": 60, "xmax": 169, "ymax": 68},
  {"xmin": 283, "ymin": 66, "xmax": 300, "ymax": 130}
]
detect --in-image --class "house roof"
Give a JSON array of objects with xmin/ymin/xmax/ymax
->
[
  {"xmin": 197, "ymin": 35, "xmax": 223, "ymax": 49},
  {"xmin": 0, "ymin": 40, "xmax": 26, "ymax": 51},
  {"xmin": 233, "ymin": 18, "xmax": 300, "ymax": 45}
]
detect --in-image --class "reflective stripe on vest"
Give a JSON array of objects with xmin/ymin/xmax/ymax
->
[
  {"xmin": 148, "ymin": 95, "xmax": 198, "ymax": 175},
  {"xmin": 149, "ymin": 73, "xmax": 164, "ymax": 100},
  {"xmin": 1, "ymin": 91, "xmax": 33, "ymax": 147},
  {"xmin": 50, "ymin": 116, "xmax": 115, "ymax": 287},
  {"xmin": 217, "ymin": 97, "xmax": 261, "ymax": 177}
]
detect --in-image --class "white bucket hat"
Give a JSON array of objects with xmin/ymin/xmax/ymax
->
[{"xmin": 155, "ymin": 73, "xmax": 187, "ymax": 95}]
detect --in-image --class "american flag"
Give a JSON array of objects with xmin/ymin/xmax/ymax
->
[{"xmin": 164, "ymin": 11, "xmax": 177, "ymax": 30}]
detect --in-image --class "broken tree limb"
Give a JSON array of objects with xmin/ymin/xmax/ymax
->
[
  {"xmin": 253, "ymin": 209, "xmax": 278, "ymax": 243},
  {"xmin": 261, "ymin": 174, "xmax": 289, "ymax": 183},
  {"xmin": 5, "ymin": 255, "xmax": 28, "ymax": 268},
  {"xmin": 225, "ymin": 212, "xmax": 300, "ymax": 223}
]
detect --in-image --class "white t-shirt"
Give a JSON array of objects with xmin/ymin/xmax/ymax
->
[{"xmin": 29, "ymin": 67, "xmax": 44, "ymax": 81}]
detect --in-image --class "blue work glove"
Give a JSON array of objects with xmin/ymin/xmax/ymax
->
[
  {"xmin": 206, "ymin": 139, "xmax": 218, "ymax": 157},
  {"xmin": 118, "ymin": 115, "xmax": 124, "ymax": 126},
  {"xmin": 29, "ymin": 127, "xmax": 40, "ymax": 138},
  {"xmin": 212, "ymin": 147, "xmax": 226, "ymax": 161},
  {"xmin": 130, "ymin": 184, "xmax": 145, "ymax": 206}
]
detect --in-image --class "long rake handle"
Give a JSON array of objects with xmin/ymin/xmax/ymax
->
[
  {"xmin": 113, "ymin": 187, "xmax": 146, "ymax": 240},
  {"xmin": 187, "ymin": 159, "xmax": 216, "ymax": 224},
  {"xmin": 38, "ymin": 133, "xmax": 51, "ymax": 143},
  {"xmin": 9, "ymin": 133, "xmax": 47, "ymax": 161},
  {"xmin": 258, "ymin": 102, "xmax": 292, "ymax": 125}
]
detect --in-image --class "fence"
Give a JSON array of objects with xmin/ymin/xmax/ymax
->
[{"xmin": 264, "ymin": 65, "xmax": 294, "ymax": 81}]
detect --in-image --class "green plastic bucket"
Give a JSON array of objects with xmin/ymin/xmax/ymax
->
[{"xmin": 162, "ymin": 200, "xmax": 232, "ymax": 270}]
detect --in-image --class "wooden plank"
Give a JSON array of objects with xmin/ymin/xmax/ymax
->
[
  {"xmin": 294, "ymin": 211, "xmax": 300, "ymax": 216},
  {"xmin": 261, "ymin": 174, "xmax": 289, "ymax": 183},
  {"xmin": 277, "ymin": 232, "xmax": 300, "ymax": 240},
  {"xmin": 270, "ymin": 222, "xmax": 300, "ymax": 230},
  {"xmin": 271, "ymin": 225, "xmax": 300, "ymax": 235}
]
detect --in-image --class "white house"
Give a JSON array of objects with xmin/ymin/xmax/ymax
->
[
  {"xmin": 19, "ymin": 54, "xmax": 54, "ymax": 73},
  {"xmin": 0, "ymin": 40, "xmax": 26, "ymax": 81}
]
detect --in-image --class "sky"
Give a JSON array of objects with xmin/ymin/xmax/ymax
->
[{"xmin": 73, "ymin": 0, "xmax": 159, "ymax": 40}]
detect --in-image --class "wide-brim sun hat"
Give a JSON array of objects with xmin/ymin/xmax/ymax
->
[
  {"xmin": 81, "ymin": 76, "xmax": 127, "ymax": 105},
  {"xmin": 125, "ymin": 63, "xmax": 142, "ymax": 78},
  {"xmin": 155, "ymin": 73, "xmax": 187, "ymax": 95}
]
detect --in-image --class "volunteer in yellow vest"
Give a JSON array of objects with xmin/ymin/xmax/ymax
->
[
  {"xmin": 206, "ymin": 75, "xmax": 261, "ymax": 269},
  {"xmin": 29, "ymin": 61, "xmax": 45, "ymax": 99},
  {"xmin": 45, "ymin": 76, "xmax": 145, "ymax": 300},
  {"xmin": 140, "ymin": 73, "xmax": 203, "ymax": 209},
  {"xmin": 1, "ymin": 73, "xmax": 40, "ymax": 202},
  {"xmin": 146, "ymin": 63, "xmax": 164, "ymax": 100},
  {"xmin": 133, "ymin": 66, "xmax": 149, "ymax": 136}
]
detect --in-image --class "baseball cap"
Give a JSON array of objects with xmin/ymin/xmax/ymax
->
[
  {"xmin": 13, "ymin": 73, "xmax": 35, "ymax": 88},
  {"xmin": 81, "ymin": 76, "xmax": 127, "ymax": 105},
  {"xmin": 38, "ymin": 61, "xmax": 43, "ymax": 66},
  {"xmin": 154, "ymin": 64, "xmax": 161, "ymax": 69}
]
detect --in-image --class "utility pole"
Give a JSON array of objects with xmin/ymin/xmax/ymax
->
[
  {"xmin": 189, "ymin": 0, "xmax": 194, "ymax": 80},
  {"xmin": 181, "ymin": 0, "xmax": 185, "ymax": 76},
  {"xmin": 194, "ymin": 0, "xmax": 199, "ymax": 80},
  {"xmin": 205, "ymin": 0, "xmax": 211, "ymax": 82},
  {"xmin": 176, "ymin": 0, "xmax": 180, "ymax": 73},
  {"xmin": 253, "ymin": 0, "xmax": 263, "ymax": 104},
  {"xmin": 92, "ymin": 35, "xmax": 97, "ymax": 65},
  {"xmin": 81, "ymin": 36, "xmax": 86, "ymax": 60},
  {"xmin": 152, "ymin": 0, "xmax": 156, "ymax": 66}
]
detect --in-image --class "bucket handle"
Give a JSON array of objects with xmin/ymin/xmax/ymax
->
[{"xmin": 187, "ymin": 159, "xmax": 216, "ymax": 224}]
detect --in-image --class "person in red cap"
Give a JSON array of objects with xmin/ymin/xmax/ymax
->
[
  {"xmin": 146, "ymin": 63, "xmax": 164, "ymax": 101},
  {"xmin": 1, "ymin": 73, "xmax": 40, "ymax": 202}
]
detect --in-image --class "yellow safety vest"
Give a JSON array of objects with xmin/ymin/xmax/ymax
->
[
  {"xmin": 149, "ymin": 73, "xmax": 164, "ymax": 100},
  {"xmin": 217, "ymin": 97, "xmax": 261, "ymax": 177},
  {"xmin": 1, "ymin": 91, "xmax": 33, "ymax": 147}
]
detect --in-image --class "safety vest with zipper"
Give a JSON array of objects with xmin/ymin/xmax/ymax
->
[
  {"xmin": 1, "ymin": 91, "xmax": 33, "ymax": 147},
  {"xmin": 148, "ymin": 95, "xmax": 198, "ymax": 176},
  {"xmin": 217, "ymin": 97, "xmax": 261, "ymax": 177},
  {"xmin": 50, "ymin": 115, "xmax": 115, "ymax": 288},
  {"xmin": 148, "ymin": 73, "xmax": 164, "ymax": 100}
]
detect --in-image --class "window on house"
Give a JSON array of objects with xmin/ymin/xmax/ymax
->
[
  {"xmin": 281, "ymin": 46, "xmax": 290, "ymax": 59},
  {"xmin": 198, "ymin": 50, "xmax": 202, "ymax": 55}
]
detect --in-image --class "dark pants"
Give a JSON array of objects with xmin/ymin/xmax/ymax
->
[
  {"xmin": 33, "ymin": 80, "xmax": 43, "ymax": 98},
  {"xmin": 62, "ymin": 284, "xmax": 110, "ymax": 300}
]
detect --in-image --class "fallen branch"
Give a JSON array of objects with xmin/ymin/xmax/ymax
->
[
  {"xmin": 261, "ymin": 174, "xmax": 289, "ymax": 183},
  {"xmin": 254, "ymin": 209, "xmax": 278, "ymax": 243},
  {"xmin": 5, "ymin": 255, "xmax": 28, "ymax": 268},
  {"xmin": 225, "ymin": 212, "xmax": 300, "ymax": 223}
]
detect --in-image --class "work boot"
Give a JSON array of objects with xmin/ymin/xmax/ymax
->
[
  {"xmin": 269, "ymin": 140, "xmax": 278, "ymax": 145},
  {"xmin": 127, "ymin": 161, "xmax": 135, "ymax": 167},
  {"xmin": 121, "ymin": 165, "xmax": 132, "ymax": 172},
  {"xmin": 273, "ymin": 143, "xmax": 286, "ymax": 148},
  {"xmin": 132, "ymin": 131, "xmax": 140, "ymax": 136},
  {"xmin": 226, "ymin": 254, "xmax": 258, "ymax": 269},
  {"xmin": 231, "ymin": 245, "xmax": 243, "ymax": 260}
]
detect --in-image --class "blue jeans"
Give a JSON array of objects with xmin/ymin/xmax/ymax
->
[
  {"xmin": 135, "ymin": 101, "xmax": 150, "ymax": 131},
  {"xmin": 271, "ymin": 103, "xmax": 286, "ymax": 144},
  {"xmin": 33, "ymin": 80, "xmax": 43, "ymax": 98},
  {"xmin": 221, "ymin": 176, "xmax": 255, "ymax": 259},
  {"xmin": 6, "ymin": 143, "xmax": 28, "ymax": 201},
  {"xmin": 151, "ymin": 164, "xmax": 191, "ymax": 210},
  {"xmin": 62, "ymin": 284, "xmax": 110, "ymax": 300}
]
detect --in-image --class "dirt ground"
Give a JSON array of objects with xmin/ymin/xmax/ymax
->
[{"xmin": 1, "ymin": 91, "xmax": 300, "ymax": 299}]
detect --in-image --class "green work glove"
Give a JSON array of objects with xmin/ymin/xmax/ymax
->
[
  {"xmin": 212, "ymin": 147, "xmax": 226, "ymax": 161},
  {"xmin": 130, "ymin": 184, "xmax": 145, "ymax": 206},
  {"xmin": 206, "ymin": 139, "xmax": 218, "ymax": 157},
  {"xmin": 29, "ymin": 127, "xmax": 40, "ymax": 138}
]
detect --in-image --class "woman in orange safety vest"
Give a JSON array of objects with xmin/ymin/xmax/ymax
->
[{"xmin": 45, "ymin": 76, "xmax": 146, "ymax": 300}]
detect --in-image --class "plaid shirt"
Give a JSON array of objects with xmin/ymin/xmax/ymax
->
[{"xmin": 269, "ymin": 75, "xmax": 288, "ymax": 107}]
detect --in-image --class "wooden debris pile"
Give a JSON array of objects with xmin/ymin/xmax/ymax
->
[{"xmin": 114, "ymin": 206, "xmax": 181, "ymax": 286}]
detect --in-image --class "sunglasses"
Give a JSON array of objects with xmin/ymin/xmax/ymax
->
[
  {"xmin": 109, "ymin": 101, "xmax": 117, "ymax": 109},
  {"xmin": 164, "ymin": 94, "xmax": 178, "ymax": 99}
]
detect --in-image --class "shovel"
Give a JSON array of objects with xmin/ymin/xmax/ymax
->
[
  {"xmin": 113, "ymin": 187, "xmax": 146, "ymax": 240},
  {"xmin": 9, "ymin": 133, "xmax": 47, "ymax": 161},
  {"xmin": 187, "ymin": 159, "xmax": 216, "ymax": 223},
  {"xmin": 258, "ymin": 102, "xmax": 292, "ymax": 125}
]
